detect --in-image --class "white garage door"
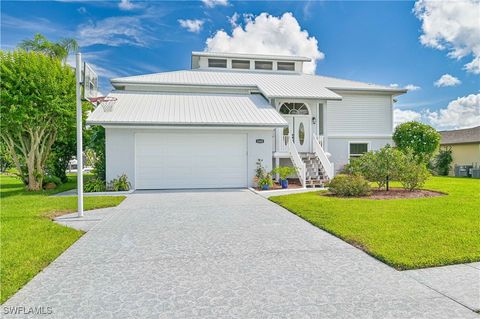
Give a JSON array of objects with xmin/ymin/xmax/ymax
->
[{"xmin": 135, "ymin": 132, "xmax": 248, "ymax": 189}]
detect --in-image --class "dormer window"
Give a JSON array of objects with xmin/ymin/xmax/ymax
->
[
  {"xmin": 255, "ymin": 61, "xmax": 273, "ymax": 70},
  {"xmin": 277, "ymin": 62, "xmax": 295, "ymax": 71},
  {"xmin": 208, "ymin": 59, "xmax": 227, "ymax": 68},
  {"xmin": 232, "ymin": 60, "xmax": 250, "ymax": 69}
]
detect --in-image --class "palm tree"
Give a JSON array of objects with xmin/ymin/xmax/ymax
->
[{"xmin": 19, "ymin": 33, "xmax": 78, "ymax": 63}]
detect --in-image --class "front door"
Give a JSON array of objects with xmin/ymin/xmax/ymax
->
[{"xmin": 284, "ymin": 115, "xmax": 311, "ymax": 152}]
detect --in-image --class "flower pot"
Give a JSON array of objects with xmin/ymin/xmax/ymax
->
[
  {"xmin": 261, "ymin": 184, "xmax": 270, "ymax": 190},
  {"xmin": 280, "ymin": 179, "xmax": 288, "ymax": 189}
]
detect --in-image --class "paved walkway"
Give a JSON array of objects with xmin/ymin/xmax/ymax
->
[{"xmin": 4, "ymin": 190, "xmax": 479, "ymax": 318}]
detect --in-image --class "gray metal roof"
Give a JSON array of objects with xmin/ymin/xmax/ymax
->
[
  {"xmin": 191, "ymin": 51, "xmax": 311, "ymax": 62},
  {"xmin": 86, "ymin": 91, "xmax": 288, "ymax": 127},
  {"xmin": 439, "ymin": 126, "xmax": 480, "ymax": 145},
  {"xmin": 111, "ymin": 70, "xmax": 406, "ymax": 99}
]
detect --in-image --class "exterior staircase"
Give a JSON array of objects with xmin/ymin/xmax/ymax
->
[{"xmin": 301, "ymin": 153, "xmax": 329, "ymax": 188}]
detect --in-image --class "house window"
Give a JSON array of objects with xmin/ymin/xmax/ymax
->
[
  {"xmin": 208, "ymin": 59, "xmax": 227, "ymax": 68},
  {"xmin": 232, "ymin": 60, "xmax": 250, "ymax": 69},
  {"xmin": 349, "ymin": 143, "xmax": 369, "ymax": 160},
  {"xmin": 255, "ymin": 61, "xmax": 273, "ymax": 70},
  {"xmin": 279, "ymin": 102, "xmax": 309, "ymax": 115},
  {"xmin": 277, "ymin": 62, "xmax": 295, "ymax": 71}
]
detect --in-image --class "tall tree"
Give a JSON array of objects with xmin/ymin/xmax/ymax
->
[
  {"xmin": 0, "ymin": 50, "xmax": 76, "ymax": 190},
  {"xmin": 18, "ymin": 33, "xmax": 78, "ymax": 63}
]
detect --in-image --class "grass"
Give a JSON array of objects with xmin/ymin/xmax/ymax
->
[
  {"xmin": 0, "ymin": 174, "xmax": 125, "ymax": 303},
  {"xmin": 270, "ymin": 176, "xmax": 480, "ymax": 270}
]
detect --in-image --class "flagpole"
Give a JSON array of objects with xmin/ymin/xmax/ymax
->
[{"xmin": 75, "ymin": 52, "xmax": 84, "ymax": 217}]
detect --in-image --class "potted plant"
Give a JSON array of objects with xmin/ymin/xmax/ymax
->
[
  {"xmin": 258, "ymin": 174, "xmax": 273, "ymax": 190},
  {"xmin": 272, "ymin": 166, "xmax": 296, "ymax": 189}
]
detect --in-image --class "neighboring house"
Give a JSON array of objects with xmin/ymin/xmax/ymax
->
[
  {"xmin": 439, "ymin": 126, "xmax": 480, "ymax": 176},
  {"xmin": 87, "ymin": 51, "xmax": 406, "ymax": 189}
]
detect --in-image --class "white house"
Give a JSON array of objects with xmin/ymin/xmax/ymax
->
[{"xmin": 87, "ymin": 51, "xmax": 406, "ymax": 190}]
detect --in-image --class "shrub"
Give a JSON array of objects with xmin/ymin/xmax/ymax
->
[
  {"xmin": 42, "ymin": 175, "xmax": 62, "ymax": 189},
  {"xmin": 327, "ymin": 174, "xmax": 371, "ymax": 197},
  {"xmin": 392, "ymin": 121, "xmax": 440, "ymax": 163},
  {"xmin": 433, "ymin": 148, "xmax": 453, "ymax": 176},
  {"xmin": 344, "ymin": 145, "xmax": 404, "ymax": 190},
  {"xmin": 398, "ymin": 149, "xmax": 430, "ymax": 191},
  {"xmin": 110, "ymin": 174, "xmax": 131, "ymax": 191},
  {"xmin": 84, "ymin": 178, "xmax": 106, "ymax": 192}
]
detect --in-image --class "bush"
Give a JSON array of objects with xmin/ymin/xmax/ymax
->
[
  {"xmin": 433, "ymin": 148, "xmax": 453, "ymax": 176},
  {"xmin": 272, "ymin": 166, "xmax": 296, "ymax": 180},
  {"xmin": 84, "ymin": 178, "xmax": 106, "ymax": 192},
  {"xmin": 344, "ymin": 145, "xmax": 404, "ymax": 190},
  {"xmin": 110, "ymin": 174, "xmax": 131, "ymax": 191},
  {"xmin": 398, "ymin": 149, "xmax": 430, "ymax": 191},
  {"xmin": 42, "ymin": 175, "xmax": 62, "ymax": 189},
  {"xmin": 393, "ymin": 121, "xmax": 440, "ymax": 163},
  {"xmin": 327, "ymin": 174, "xmax": 371, "ymax": 197}
]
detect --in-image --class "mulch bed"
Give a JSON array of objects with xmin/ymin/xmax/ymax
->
[
  {"xmin": 255, "ymin": 180, "xmax": 303, "ymax": 191},
  {"xmin": 326, "ymin": 188, "xmax": 445, "ymax": 200}
]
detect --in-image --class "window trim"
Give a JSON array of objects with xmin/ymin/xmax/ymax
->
[
  {"xmin": 348, "ymin": 141, "xmax": 371, "ymax": 161},
  {"xmin": 278, "ymin": 102, "xmax": 310, "ymax": 115},
  {"xmin": 208, "ymin": 58, "xmax": 227, "ymax": 68}
]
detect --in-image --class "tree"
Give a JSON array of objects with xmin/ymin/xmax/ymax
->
[
  {"xmin": 433, "ymin": 147, "xmax": 453, "ymax": 176},
  {"xmin": 392, "ymin": 121, "xmax": 440, "ymax": 164},
  {"xmin": 18, "ymin": 33, "xmax": 78, "ymax": 63},
  {"xmin": 344, "ymin": 145, "xmax": 405, "ymax": 190},
  {"xmin": 0, "ymin": 50, "xmax": 76, "ymax": 190},
  {"xmin": 86, "ymin": 126, "xmax": 106, "ymax": 181},
  {"xmin": 0, "ymin": 142, "xmax": 13, "ymax": 172}
]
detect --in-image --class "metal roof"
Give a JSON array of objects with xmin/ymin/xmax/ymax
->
[
  {"xmin": 86, "ymin": 91, "xmax": 288, "ymax": 127},
  {"xmin": 111, "ymin": 70, "xmax": 406, "ymax": 99},
  {"xmin": 191, "ymin": 51, "xmax": 311, "ymax": 62},
  {"xmin": 440, "ymin": 126, "xmax": 480, "ymax": 145}
]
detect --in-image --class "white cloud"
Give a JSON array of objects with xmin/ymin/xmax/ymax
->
[
  {"xmin": 404, "ymin": 84, "xmax": 421, "ymax": 91},
  {"xmin": 205, "ymin": 12, "xmax": 324, "ymax": 74},
  {"xmin": 202, "ymin": 0, "xmax": 228, "ymax": 8},
  {"xmin": 228, "ymin": 12, "xmax": 240, "ymax": 27},
  {"xmin": 414, "ymin": 0, "xmax": 480, "ymax": 74},
  {"xmin": 118, "ymin": 0, "xmax": 139, "ymax": 11},
  {"xmin": 390, "ymin": 83, "xmax": 420, "ymax": 91},
  {"xmin": 77, "ymin": 16, "xmax": 152, "ymax": 47},
  {"xmin": 394, "ymin": 109, "xmax": 422, "ymax": 127},
  {"xmin": 178, "ymin": 19, "xmax": 205, "ymax": 33},
  {"xmin": 434, "ymin": 74, "xmax": 461, "ymax": 87},
  {"xmin": 426, "ymin": 94, "xmax": 480, "ymax": 130}
]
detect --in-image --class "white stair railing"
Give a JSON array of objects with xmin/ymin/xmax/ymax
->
[
  {"xmin": 287, "ymin": 135, "xmax": 306, "ymax": 187},
  {"xmin": 312, "ymin": 134, "xmax": 335, "ymax": 180},
  {"xmin": 277, "ymin": 135, "xmax": 289, "ymax": 153}
]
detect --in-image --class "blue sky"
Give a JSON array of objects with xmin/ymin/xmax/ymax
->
[{"xmin": 1, "ymin": 0, "xmax": 479, "ymax": 130}]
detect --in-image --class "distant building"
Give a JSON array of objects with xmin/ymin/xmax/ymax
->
[{"xmin": 439, "ymin": 126, "xmax": 480, "ymax": 176}]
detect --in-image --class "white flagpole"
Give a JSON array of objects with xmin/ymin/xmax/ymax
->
[{"xmin": 75, "ymin": 52, "xmax": 84, "ymax": 217}]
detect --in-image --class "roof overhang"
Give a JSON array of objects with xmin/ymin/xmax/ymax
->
[{"xmin": 86, "ymin": 91, "xmax": 288, "ymax": 128}]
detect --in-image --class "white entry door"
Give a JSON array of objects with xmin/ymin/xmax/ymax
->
[
  {"xmin": 135, "ymin": 132, "xmax": 248, "ymax": 189},
  {"xmin": 284, "ymin": 115, "xmax": 311, "ymax": 152}
]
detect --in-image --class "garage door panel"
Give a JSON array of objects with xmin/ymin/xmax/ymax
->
[{"xmin": 135, "ymin": 133, "xmax": 248, "ymax": 189}]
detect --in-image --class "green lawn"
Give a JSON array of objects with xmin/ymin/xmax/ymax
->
[
  {"xmin": 270, "ymin": 177, "xmax": 480, "ymax": 270},
  {"xmin": 0, "ymin": 174, "xmax": 125, "ymax": 303}
]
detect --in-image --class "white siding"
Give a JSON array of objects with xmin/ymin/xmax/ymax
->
[
  {"xmin": 326, "ymin": 93, "xmax": 393, "ymax": 136},
  {"xmin": 328, "ymin": 137, "xmax": 393, "ymax": 172}
]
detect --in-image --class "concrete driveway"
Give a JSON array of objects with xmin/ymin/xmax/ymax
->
[{"xmin": 4, "ymin": 190, "xmax": 478, "ymax": 318}]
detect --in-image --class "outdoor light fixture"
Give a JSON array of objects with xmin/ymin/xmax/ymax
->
[{"xmin": 312, "ymin": 117, "xmax": 316, "ymax": 125}]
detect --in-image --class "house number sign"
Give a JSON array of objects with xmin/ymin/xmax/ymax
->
[{"xmin": 256, "ymin": 139, "xmax": 264, "ymax": 144}]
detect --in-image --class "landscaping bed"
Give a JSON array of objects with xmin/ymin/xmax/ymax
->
[
  {"xmin": 0, "ymin": 174, "xmax": 125, "ymax": 303},
  {"xmin": 270, "ymin": 177, "xmax": 480, "ymax": 270},
  {"xmin": 325, "ymin": 187, "xmax": 444, "ymax": 200}
]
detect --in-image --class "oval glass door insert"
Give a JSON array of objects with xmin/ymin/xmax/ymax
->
[{"xmin": 299, "ymin": 122, "xmax": 305, "ymax": 145}]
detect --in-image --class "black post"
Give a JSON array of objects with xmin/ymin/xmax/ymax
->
[{"xmin": 386, "ymin": 175, "xmax": 389, "ymax": 191}]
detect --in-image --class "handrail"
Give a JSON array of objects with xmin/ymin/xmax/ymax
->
[
  {"xmin": 287, "ymin": 135, "xmax": 306, "ymax": 187},
  {"xmin": 313, "ymin": 134, "xmax": 335, "ymax": 179}
]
